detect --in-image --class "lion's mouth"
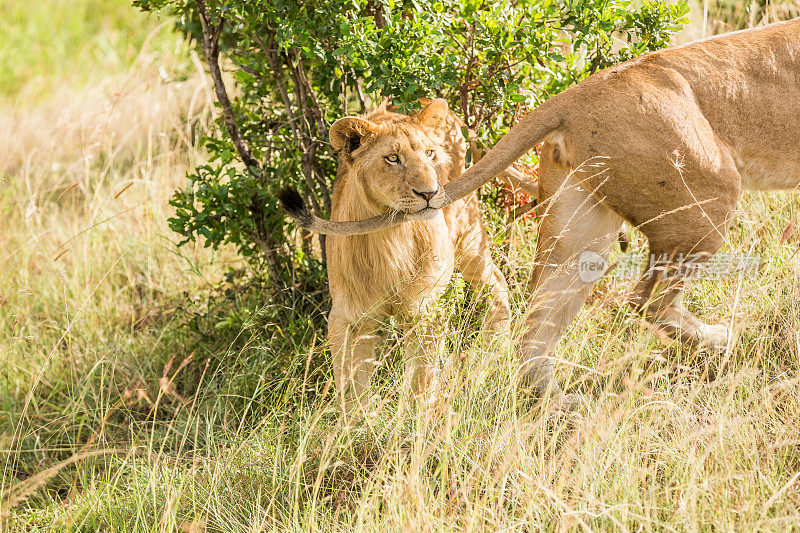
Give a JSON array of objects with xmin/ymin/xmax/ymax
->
[{"xmin": 406, "ymin": 207, "xmax": 439, "ymax": 221}]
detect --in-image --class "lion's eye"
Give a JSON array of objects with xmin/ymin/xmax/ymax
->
[
  {"xmin": 425, "ymin": 149, "xmax": 436, "ymax": 159},
  {"xmin": 385, "ymin": 154, "xmax": 400, "ymax": 164}
]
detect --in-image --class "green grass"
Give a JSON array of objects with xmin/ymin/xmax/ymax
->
[
  {"xmin": 0, "ymin": 0, "xmax": 172, "ymax": 100},
  {"xmin": 1, "ymin": 1, "xmax": 800, "ymax": 531}
]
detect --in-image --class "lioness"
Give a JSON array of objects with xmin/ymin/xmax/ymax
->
[
  {"xmin": 317, "ymin": 100, "xmax": 514, "ymax": 407},
  {"xmin": 283, "ymin": 20, "xmax": 800, "ymax": 408}
]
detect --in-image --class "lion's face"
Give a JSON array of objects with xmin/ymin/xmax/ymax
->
[
  {"xmin": 330, "ymin": 100, "xmax": 451, "ymax": 219},
  {"xmin": 354, "ymin": 124, "xmax": 447, "ymax": 218}
]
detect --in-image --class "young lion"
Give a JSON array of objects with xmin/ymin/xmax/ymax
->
[{"xmin": 324, "ymin": 100, "xmax": 511, "ymax": 407}]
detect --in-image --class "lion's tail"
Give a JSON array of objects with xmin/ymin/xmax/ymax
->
[
  {"xmin": 277, "ymin": 187, "xmax": 408, "ymax": 236},
  {"xmin": 441, "ymin": 96, "xmax": 565, "ymax": 204},
  {"xmin": 279, "ymin": 94, "xmax": 566, "ymax": 235},
  {"xmin": 277, "ymin": 188, "xmax": 312, "ymax": 228}
]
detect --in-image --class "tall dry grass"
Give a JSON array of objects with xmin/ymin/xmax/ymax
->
[
  {"xmin": 0, "ymin": 26, "xmax": 223, "ymax": 366},
  {"xmin": 0, "ymin": 20, "xmax": 235, "ymax": 527},
  {"xmin": 1, "ymin": 3, "xmax": 800, "ymax": 531}
]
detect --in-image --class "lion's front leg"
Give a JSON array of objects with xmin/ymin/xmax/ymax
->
[
  {"xmin": 456, "ymin": 229, "xmax": 511, "ymax": 334},
  {"xmin": 328, "ymin": 307, "xmax": 383, "ymax": 412},
  {"xmin": 400, "ymin": 309, "xmax": 446, "ymax": 403}
]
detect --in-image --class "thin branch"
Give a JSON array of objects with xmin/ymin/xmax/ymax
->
[
  {"xmin": 257, "ymin": 35, "xmax": 301, "ymax": 140},
  {"xmin": 231, "ymin": 59, "xmax": 260, "ymax": 77},
  {"xmin": 287, "ymin": 51, "xmax": 331, "ymax": 212},
  {"xmin": 351, "ymin": 68, "xmax": 367, "ymax": 113},
  {"xmin": 291, "ymin": 52, "xmax": 329, "ymax": 144},
  {"xmin": 367, "ymin": 0, "xmax": 386, "ymax": 28},
  {"xmin": 340, "ymin": 63, "xmax": 348, "ymax": 117},
  {"xmin": 247, "ymin": 200, "xmax": 285, "ymax": 291},
  {"xmin": 510, "ymin": 200, "xmax": 537, "ymax": 220},
  {"xmin": 257, "ymin": 32, "xmax": 329, "ymax": 262},
  {"xmin": 257, "ymin": 33, "xmax": 324, "ymax": 218},
  {"xmin": 195, "ymin": 0, "xmax": 260, "ymax": 170}
]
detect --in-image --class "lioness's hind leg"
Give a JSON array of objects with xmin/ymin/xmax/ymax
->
[
  {"xmin": 631, "ymin": 250, "xmax": 731, "ymax": 351},
  {"xmin": 519, "ymin": 163, "xmax": 622, "ymax": 403},
  {"xmin": 621, "ymin": 155, "xmax": 739, "ymax": 352}
]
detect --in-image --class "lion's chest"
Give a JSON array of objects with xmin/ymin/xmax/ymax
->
[{"xmin": 328, "ymin": 215, "xmax": 454, "ymax": 318}]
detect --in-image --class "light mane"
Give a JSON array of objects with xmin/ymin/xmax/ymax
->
[{"xmin": 327, "ymin": 106, "xmax": 454, "ymax": 317}]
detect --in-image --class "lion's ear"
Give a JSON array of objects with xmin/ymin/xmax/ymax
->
[
  {"xmin": 330, "ymin": 117, "xmax": 377, "ymax": 154},
  {"xmin": 413, "ymin": 98, "xmax": 449, "ymax": 131}
]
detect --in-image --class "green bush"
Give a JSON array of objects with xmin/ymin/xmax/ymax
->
[{"xmin": 134, "ymin": 0, "xmax": 688, "ymax": 288}]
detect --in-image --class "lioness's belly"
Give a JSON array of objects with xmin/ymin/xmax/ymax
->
[{"xmin": 737, "ymin": 154, "xmax": 800, "ymax": 191}]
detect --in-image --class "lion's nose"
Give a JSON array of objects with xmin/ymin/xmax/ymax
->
[{"xmin": 413, "ymin": 188, "xmax": 439, "ymax": 202}]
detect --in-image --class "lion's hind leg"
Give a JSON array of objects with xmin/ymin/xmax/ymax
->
[{"xmin": 456, "ymin": 228, "xmax": 511, "ymax": 334}]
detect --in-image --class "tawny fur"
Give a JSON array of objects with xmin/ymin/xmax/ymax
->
[
  {"xmin": 303, "ymin": 20, "xmax": 800, "ymax": 410},
  {"xmin": 326, "ymin": 101, "xmax": 510, "ymax": 406}
]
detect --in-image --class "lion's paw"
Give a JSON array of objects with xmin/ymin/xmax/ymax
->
[
  {"xmin": 698, "ymin": 323, "xmax": 731, "ymax": 352},
  {"xmin": 542, "ymin": 392, "xmax": 581, "ymax": 416}
]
